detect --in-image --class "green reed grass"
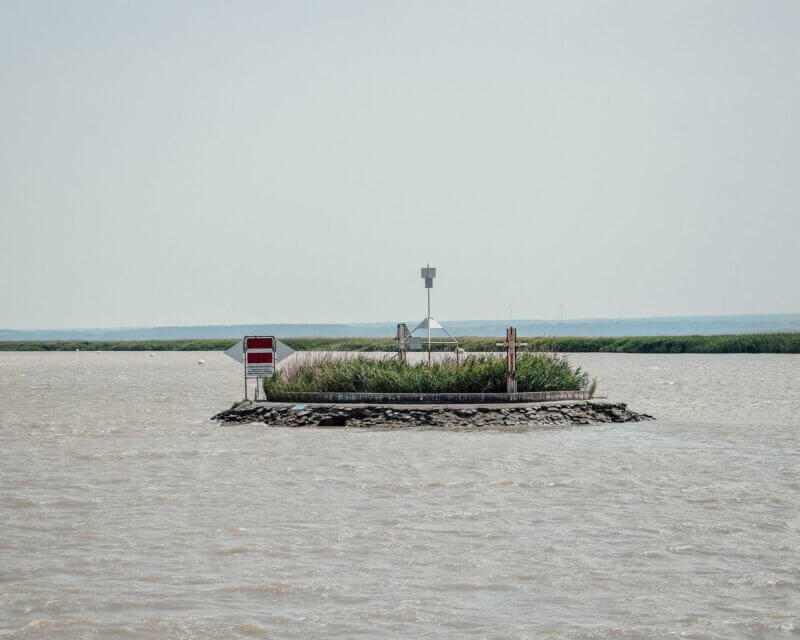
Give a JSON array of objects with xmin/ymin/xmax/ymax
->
[{"xmin": 263, "ymin": 353, "xmax": 591, "ymax": 395}]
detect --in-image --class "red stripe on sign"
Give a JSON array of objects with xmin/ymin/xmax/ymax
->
[
  {"xmin": 246, "ymin": 337, "xmax": 274, "ymax": 350},
  {"xmin": 247, "ymin": 351, "xmax": 273, "ymax": 364}
]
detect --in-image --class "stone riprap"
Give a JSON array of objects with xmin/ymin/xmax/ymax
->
[{"xmin": 212, "ymin": 400, "xmax": 653, "ymax": 429}]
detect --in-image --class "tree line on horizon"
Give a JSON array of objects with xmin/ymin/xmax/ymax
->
[{"xmin": 2, "ymin": 333, "xmax": 800, "ymax": 353}]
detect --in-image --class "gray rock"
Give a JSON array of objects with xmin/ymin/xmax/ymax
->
[{"xmin": 212, "ymin": 400, "xmax": 653, "ymax": 428}]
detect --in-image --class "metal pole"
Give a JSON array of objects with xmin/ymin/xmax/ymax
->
[
  {"xmin": 396, "ymin": 323, "xmax": 407, "ymax": 364},
  {"xmin": 507, "ymin": 327, "xmax": 516, "ymax": 395},
  {"xmin": 427, "ymin": 285, "xmax": 431, "ymax": 364},
  {"xmin": 509, "ymin": 327, "xmax": 521, "ymax": 395}
]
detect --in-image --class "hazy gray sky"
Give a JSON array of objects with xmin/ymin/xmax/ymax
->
[{"xmin": 1, "ymin": 0, "xmax": 798, "ymax": 329}]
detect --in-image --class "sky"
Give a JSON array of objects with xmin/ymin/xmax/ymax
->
[{"xmin": 1, "ymin": 0, "xmax": 798, "ymax": 329}]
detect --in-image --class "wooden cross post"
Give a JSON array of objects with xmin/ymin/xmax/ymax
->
[
  {"xmin": 496, "ymin": 326, "xmax": 527, "ymax": 394},
  {"xmin": 396, "ymin": 323, "xmax": 409, "ymax": 364}
]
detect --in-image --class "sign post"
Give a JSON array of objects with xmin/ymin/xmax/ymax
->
[
  {"xmin": 496, "ymin": 327, "xmax": 527, "ymax": 395},
  {"xmin": 243, "ymin": 336, "xmax": 275, "ymax": 400},
  {"xmin": 421, "ymin": 265, "xmax": 436, "ymax": 364},
  {"xmin": 225, "ymin": 336, "xmax": 294, "ymax": 400},
  {"xmin": 395, "ymin": 323, "xmax": 410, "ymax": 363}
]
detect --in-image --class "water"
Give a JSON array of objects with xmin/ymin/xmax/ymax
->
[{"xmin": 1, "ymin": 352, "xmax": 798, "ymax": 639}]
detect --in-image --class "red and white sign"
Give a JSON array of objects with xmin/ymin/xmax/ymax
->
[{"xmin": 244, "ymin": 335, "xmax": 275, "ymax": 379}]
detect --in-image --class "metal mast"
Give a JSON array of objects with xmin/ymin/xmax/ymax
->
[
  {"xmin": 408, "ymin": 265, "xmax": 458, "ymax": 363},
  {"xmin": 421, "ymin": 265, "xmax": 436, "ymax": 364}
]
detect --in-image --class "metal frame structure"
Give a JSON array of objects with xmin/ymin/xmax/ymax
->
[{"xmin": 408, "ymin": 265, "xmax": 458, "ymax": 363}]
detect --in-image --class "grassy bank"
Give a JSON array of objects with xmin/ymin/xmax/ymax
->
[
  {"xmin": 3, "ymin": 332, "xmax": 800, "ymax": 353},
  {"xmin": 263, "ymin": 354, "xmax": 592, "ymax": 395}
]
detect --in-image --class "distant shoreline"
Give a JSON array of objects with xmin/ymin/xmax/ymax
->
[{"xmin": 2, "ymin": 333, "xmax": 800, "ymax": 354}]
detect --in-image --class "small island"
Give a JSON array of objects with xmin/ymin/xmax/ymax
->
[{"xmin": 213, "ymin": 353, "xmax": 653, "ymax": 428}]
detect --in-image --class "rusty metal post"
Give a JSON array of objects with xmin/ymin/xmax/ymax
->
[
  {"xmin": 497, "ymin": 326, "xmax": 526, "ymax": 395},
  {"xmin": 506, "ymin": 327, "xmax": 517, "ymax": 394}
]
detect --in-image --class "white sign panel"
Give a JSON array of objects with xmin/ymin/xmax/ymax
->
[
  {"xmin": 245, "ymin": 361, "xmax": 274, "ymax": 378},
  {"xmin": 225, "ymin": 341, "xmax": 244, "ymax": 364}
]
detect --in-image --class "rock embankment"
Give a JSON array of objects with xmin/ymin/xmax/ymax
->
[{"xmin": 212, "ymin": 401, "xmax": 653, "ymax": 428}]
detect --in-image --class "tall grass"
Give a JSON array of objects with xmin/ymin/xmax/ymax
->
[{"xmin": 263, "ymin": 353, "xmax": 591, "ymax": 394}]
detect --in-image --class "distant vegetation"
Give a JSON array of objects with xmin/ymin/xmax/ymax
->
[
  {"xmin": 0, "ymin": 340, "xmax": 237, "ymax": 351},
  {"xmin": 2, "ymin": 333, "xmax": 800, "ymax": 353},
  {"xmin": 279, "ymin": 334, "xmax": 800, "ymax": 353},
  {"xmin": 263, "ymin": 354, "xmax": 591, "ymax": 395}
]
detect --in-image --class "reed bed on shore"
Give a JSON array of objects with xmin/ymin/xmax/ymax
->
[
  {"xmin": 279, "ymin": 333, "xmax": 800, "ymax": 354},
  {"xmin": 0, "ymin": 340, "xmax": 237, "ymax": 351},
  {"xmin": 263, "ymin": 353, "xmax": 592, "ymax": 395},
  {"xmin": 4, "ymin": 332, "xmax": 799, "ymax": 353}
]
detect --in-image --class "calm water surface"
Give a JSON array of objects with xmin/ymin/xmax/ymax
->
[{"xmin": 0, "ymin": 352, "xmax": 798, "ymax": 639}]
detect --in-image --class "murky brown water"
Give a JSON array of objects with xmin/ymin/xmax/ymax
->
[{"xmin": 1, "ymin": 352, "xmax": 798, "ymax": 638}]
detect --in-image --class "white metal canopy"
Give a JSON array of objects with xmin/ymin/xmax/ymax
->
[{"xmin": 413, "ymin": 317, "xmax": 443, "ymax": 331}]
